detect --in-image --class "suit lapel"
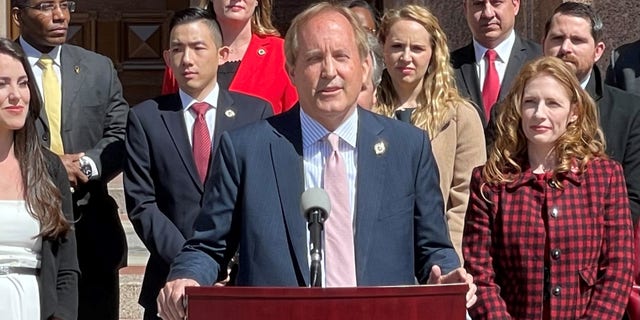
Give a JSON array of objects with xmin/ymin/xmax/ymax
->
[
  {"xmin": 60, "ymin": 45, "xmax": 84, "ymax": 141},
  {"xmin": 268, "ymin": 107, "xmax": 308, "ymax": 285},
  {"xmin": 213, "ymin": 89, "xmax": 238, "ymax": 147},
  {"xmin": 500, "ymin": 35, "xmax": 526, "ymax": 100},
  {"xmin": 458, "ymin": 44, "xmax": 485, "ymax": 119},
  {"xmin": 158, "ymin": 95, "xmax": 203, "ymax": 190},
  {"xmin": 353, "ymin": 110, "xmax": 386, "ymax": 281}
]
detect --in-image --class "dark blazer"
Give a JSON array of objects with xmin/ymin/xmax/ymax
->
[
  {"xmin": 124, "ymin": 90, "xmax": 272, "ymax": 311},
  {"xmin": 586, "ymin": 67, "xmax": 640, "ymax": 224},
  {"xmin": 32, "ymin": 44, "xmax": 129, "ymax": 273},
  {"xmin": 168, "ymin": 106, "xmax": 460, "ymax": 287},
  {"xmin": 606, "ymin": 39, "xmax": 640, "ymax": 95},
  {"xmin": 41, "ymin": 149, "xmax": 80, "ymax": 320},
  {"xmin": 451, "ymin": 35, "xmax": 542, "ymax": 127}
]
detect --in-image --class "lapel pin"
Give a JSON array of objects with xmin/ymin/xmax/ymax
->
[
  {"xmin": 257, "ymin": 48, "xmax": 266, "ymax": 56},
  {"xmin": 374, "ymin": 141, "xmax": 386, "ymax": 155},
  {"xmin": 74, "ymin": 66, "xmax": 80, "ymax": 74},
  {"xmin": 225, "ymin": 109, "xmax": 236, "ymax": 118}
]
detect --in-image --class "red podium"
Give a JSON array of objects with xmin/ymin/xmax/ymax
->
[{"xmin": 185, "ymin": 284, "xmax": 468, "ymax": 320}]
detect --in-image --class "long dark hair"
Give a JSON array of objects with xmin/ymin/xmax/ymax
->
[{"xmin": 0, "ymin": 38, "xmax": 70, "ymax": 238}]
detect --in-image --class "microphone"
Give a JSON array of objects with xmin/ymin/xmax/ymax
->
[{"xmin": 301, "ymin": 188, "xmax": 331, "ymax": 287}]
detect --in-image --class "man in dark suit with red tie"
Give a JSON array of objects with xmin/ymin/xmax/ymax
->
[
  {"xmin": 451, "ymin": 0, "xmax": 541, "ymax": 127},
  {"xmin": 123, "ymin": 8, "xmax": 272, "ymax": 320}
]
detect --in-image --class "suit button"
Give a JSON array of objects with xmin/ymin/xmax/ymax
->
[
  {"xmin": 42, "ymin": 133, "xmax": 49, "ymax": 141},
  {"xmin": 552, "ymin": 286, "xmax": 561, "ymax": 296},
  {"xmin": 550, "ymin": 207, "xmax": 559, "ymax": 218},
  {"xmin": 551, "ymin": 248, "xmax": 561, "ymax": 260}
]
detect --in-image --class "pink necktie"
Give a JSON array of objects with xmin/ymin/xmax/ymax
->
[
  {"xmin": 323, "ymin": 133, "xmax": 357, "ymax": 287},
  {"xmin": 482, "ymin": 49, "xmax": 500, "ymax": 120},
  {"xmin": 191, "ymin": 102, "xmax": 211, "ymax": 184}
]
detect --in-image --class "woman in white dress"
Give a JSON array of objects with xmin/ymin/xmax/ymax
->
[{"xmin": 0, "ymin": 38, "xmax": 79, "ymax": 320}]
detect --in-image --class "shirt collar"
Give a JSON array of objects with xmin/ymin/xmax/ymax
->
[
  {"xmin": 180, "ymin": 83, "xmax": 220, "ymax": 111},
  {"xmin": 473, "ymin": 30, "xmax": 516, "ymax": 64},
  {"xmin": 20, "ymin": 36, "xmax": 62, "ymax": 68},
  {"xmin": 301, "ymin": 107, "xmax": 358, "ymax": 149},
  {"xmin": 505, "ymin": 159, "xmax": 583, "ymax": 190},
  {"xmin": 580, "ymin": 72, "xmax": 592, "ymax": 89}
]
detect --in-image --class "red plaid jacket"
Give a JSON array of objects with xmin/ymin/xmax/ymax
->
[{"xmin": 463, "ymin": 159, "xmax": 634, "ymax": 319}]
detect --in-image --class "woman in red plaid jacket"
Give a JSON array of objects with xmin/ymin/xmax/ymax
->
[{"xmin": 463, "ymin": 56, "xmax": 634, "ymax": 320}]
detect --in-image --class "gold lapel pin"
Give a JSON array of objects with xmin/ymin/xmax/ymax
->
[
  {"xmin": 257, "ymin": 48, "xmax": 266, "ymax": 56},
  {"xmin": 225, "ymin": 109, "xmax": 236, "ymax": 118},
  {"xmin": 74, "ymin": 66, "xmax": 80, "ymax": 74},
  {"xmin": 374, "ymin": 141, "xmax": 386, "ymax": 155}
]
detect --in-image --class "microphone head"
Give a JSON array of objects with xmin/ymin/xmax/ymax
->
[{"xmin": 301, "ymin": 187, "xmax": 331, "ymax": 221}]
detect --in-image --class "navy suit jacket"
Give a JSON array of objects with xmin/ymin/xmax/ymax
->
[
  {"xmin": 451, "ymin": 35, "xmax": 542, "ymax": 127},
  {"xmin": 606, "ymin": 39, "xmax": 640, "ymax": 95},
  {"xmin": 124, "ymin": 90, "xmax": 272, "ymax": 310},
  {"xmin": 168, "ymin": 106, "xmax": 460, "ymax": 287}
]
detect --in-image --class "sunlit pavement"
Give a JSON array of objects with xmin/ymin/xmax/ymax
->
[{"xmin": 110, "ymin": 174, "xmax": 148, "ymax": 320}]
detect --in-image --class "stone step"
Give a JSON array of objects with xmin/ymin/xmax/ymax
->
[{"xmin": 109, "ymin": 174, "xmax": 147, "ymax": 320}]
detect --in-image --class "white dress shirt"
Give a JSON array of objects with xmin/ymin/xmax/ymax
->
[
  {"xmin": 473, "ymin": 30, "xmax": 516, "ymax": 91},
  {"xmin": 179, "ymin": 85, "xmax": 220, "ymax": 146},
  {"xmin": 301, "ymin": 107, "xmax": 359, "ymax": 286}
]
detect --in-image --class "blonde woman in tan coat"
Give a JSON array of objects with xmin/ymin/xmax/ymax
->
[{"xmin": 374, "ymin": 4, "xmax": 486, "ymax": 263}]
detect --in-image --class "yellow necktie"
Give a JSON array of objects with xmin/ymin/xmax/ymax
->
[{"xmin": 38, "ymin": 54, "xmax": 64, "ymax": 154}]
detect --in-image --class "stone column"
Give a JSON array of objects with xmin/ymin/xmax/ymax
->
[{"xmin": 1, "ymin": 0, "xmax": 8, "ymax": 37}]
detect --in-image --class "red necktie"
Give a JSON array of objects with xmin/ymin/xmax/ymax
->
[
  {"xmin": 482, "ymin": 49, "xmax": 500, "ymax": 120},
  {"xmin": 323, "ymin": 133, "xmax": 357, "ymax": 287},
  {"xmin": 191, "ymin": 102, "xmax": 211, "ymax": 183}
]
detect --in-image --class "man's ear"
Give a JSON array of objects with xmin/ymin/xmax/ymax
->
[
  {"xmin": 512, "ymin": 0, "xmax": 521, "ymax": 16},
  {"xmin": 218, "ymin": 46, "xmax": 230, "ymax": 63},
  {"xmin": 11, "ymin": 7, "xmax": 22, "ymax": 28},
  {"xmin": 593, "ymin": 41, "xmax": 606, "ymax": 63},
  {"xmin": 286, "ymin": 63, "xmax": 295, "ymax": 82},
  {"xmin": 162, "ymin": 49, "xmax": 171, "ymax": 67},
  {"xmin": 361, "ymin": 53, "xmax": 372, "ymax": 89}
]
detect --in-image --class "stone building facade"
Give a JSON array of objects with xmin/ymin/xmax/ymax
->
[
  {"xmin": 273, "ymin": 0, "xmax": 640, "ymax": 72},
  {"xmin": 2, "ymin": 0, "xmax": 638, "ymax": 101}
]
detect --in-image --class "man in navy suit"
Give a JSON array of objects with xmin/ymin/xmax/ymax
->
[
  {"xmin": 157, "ymin": 3, "xmax": 476, "ymax": 319},
  {"xmin": 123, "ymin": 8, "xmax": 272, "ymax": 320},
  {"xmin": 451, "ymin": 0, "xmax": 541, "ymax": 127}
]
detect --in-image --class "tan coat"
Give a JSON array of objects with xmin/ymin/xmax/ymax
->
[{"xmin": 430, "ymin": 102, "xmax": 486, "ymax": 264}]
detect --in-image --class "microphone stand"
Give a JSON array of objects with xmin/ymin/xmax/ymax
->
[{"xmin": 308, "ymin": 209, "xmax": 324, "ymax": 287}]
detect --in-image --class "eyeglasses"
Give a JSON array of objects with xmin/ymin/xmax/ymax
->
[{"xmin": 23, "ymin": 1, "xmax": 76, "ymax": 13}]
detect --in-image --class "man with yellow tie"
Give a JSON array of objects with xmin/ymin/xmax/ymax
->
[{"xmin": 11, "ymin": 1, "xmax": 129, "ymax": 319}]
